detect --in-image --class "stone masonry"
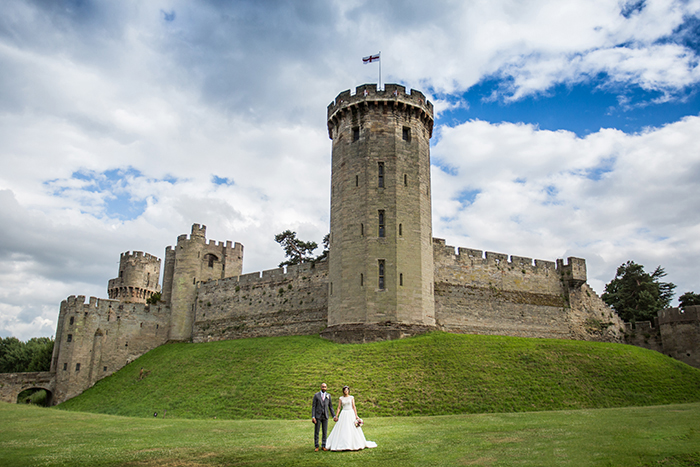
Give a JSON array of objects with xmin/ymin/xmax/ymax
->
[{"xmin": 2, "ymin": 82, "xmax": 697, "ymax": 406}]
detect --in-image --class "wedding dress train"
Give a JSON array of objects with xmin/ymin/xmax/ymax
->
[{"xmin": 326, "ymin": 396, "xmax": 377, "ymax": 451}]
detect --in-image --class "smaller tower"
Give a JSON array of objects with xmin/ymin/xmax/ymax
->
[
  {"xmin": 162, "ymin": 224, "xmax": 244, "ymax": 341},
  {"xmin": 107, "ymin": 251, "xmax": 161, "ymax": 304}
]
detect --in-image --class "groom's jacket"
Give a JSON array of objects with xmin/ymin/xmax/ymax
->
[{"xmin": 312, "ymin": 392, "xmax": 336, "ymax": 420}]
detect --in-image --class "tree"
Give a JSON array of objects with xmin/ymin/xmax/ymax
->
[
  {"xmin": 679, "ymin": 292, "xmax": 700, "ymax": 309},
  {"xmin": 314, "ymin": 233, "xmax": 330, "ymax": 262},
  {"xmin": 274, "ymin": 230, "xmax": 318, "ymax": 267},
  {"xmin": 602, "ymin": 261, "xmax": 676, "ymax": 322}
]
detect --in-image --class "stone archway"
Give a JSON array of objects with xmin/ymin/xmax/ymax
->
[
  {"xmin": 0, "ymin": 371, "xmax": 55, "ymax": 405},
  {"xmin": 16, "ymin": 386, "xmax": 53, "ymax": 406}
]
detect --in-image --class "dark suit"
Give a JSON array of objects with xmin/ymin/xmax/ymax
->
[{"xmin": 312, "ymin": 391, "xmax": 336, "ymax": 448}]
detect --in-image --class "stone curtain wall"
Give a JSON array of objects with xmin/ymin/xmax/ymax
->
[
  {"xmin": 658, "ymin": 306, "xmax": 700, "ymax": 368},
  {"xmin": 432, "ymin": 239, "xmax": 570, "ymax": 339},
  {"xmin": 50, "ymin": 295, "xmax": 171, "ymax": 404},
  {"xmin": 431, "ymin": 239, "xmax": 624, "ymax": 342},
  {"xmin": 192, "ymin": 261, "xmax": 328, "ymax": 343}
]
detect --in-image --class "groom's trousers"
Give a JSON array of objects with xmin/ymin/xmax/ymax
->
[{"xmin": 314, "ymin": 417, "xmax": 328, "ymax": 448}]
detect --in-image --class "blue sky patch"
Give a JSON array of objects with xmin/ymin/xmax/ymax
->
[{"xmin": 212, "ymin": 175, "xmax": 234, "ymax": 186}]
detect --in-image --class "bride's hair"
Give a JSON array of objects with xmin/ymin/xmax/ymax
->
[{"xmin": 342, "ymin": 385, "xmax": 349, "ymax": 393}]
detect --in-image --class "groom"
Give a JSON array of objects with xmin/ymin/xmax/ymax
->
[{"xmin": 311, "ymin": 382, "xmax": 337, "ymax": 451}]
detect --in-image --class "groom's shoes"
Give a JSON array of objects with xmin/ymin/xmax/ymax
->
[
  {"xmin": 314, "ymin": 448, "xmax": 319, "ymax": 452},
  {"xmin": 322, "ymin": 448, "xmax": 328, "ymax": 451}
]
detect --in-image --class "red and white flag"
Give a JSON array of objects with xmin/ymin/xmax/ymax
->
[{"xmin": 363, "ymin": 53, "xmax": 380, "ymax": 64}]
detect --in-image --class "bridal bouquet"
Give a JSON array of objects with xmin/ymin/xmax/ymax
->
[{"xmin": 355, "ymin": 418, "xmax": 364, "ymax": 428}]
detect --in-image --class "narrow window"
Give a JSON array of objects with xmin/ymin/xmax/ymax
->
[
  {"xmin": 69, "ymin": 316, "xmax": 74, "ymax": 325},
  {"xmin": 67, "ymin": 334, "xmax": 72, "ymax": 343},
  {"xmin": 404, "ymin": 174, "xmax": 408, "ymax": 186},
  {"xmin": 360, "ymin": 223, "xmax": 364, "ymax": 236},
  {"xmin": 378, "ymin": 260, "xmax": 385, "ymax": 290},
  {"xmin": 400, "ymin": 273, "xmax": 404, "ymax": 286},
  {"xmin": 378, "ymin": 210, "xmax": 385, "ymax": 237},
  {"xmin": 63, "ymin": 363, "xmax": 67, "ymax": 371},
  {"xmin": 193, "ymin": 277, "xmax": 196, "ymax": 284},
  {"xmin": 360, "ymin": 273, "xmax": 364, "ymax": 286},
  {"xmin": 103, "ymin": 366, "xmax": 107, "ymax": 372},
  {"xmin": 330, "ymin": 283, "xmax": 333, "ymax": 295},
  {"xmin": 353, "ymin": 127, "xmax": 360, "ymax": 142},
  {"xmin": 356, "ymin": 175, "xmax": 359, "ymax": 187},
  {"xmin": 403, "ymin": 127, "xmax": 411, "ymax": 142},
  {"xmin": 208, "ymin": 255, "xmax": 215, "ymax": 268},
  {"xmin": 119, "ymin": 270, "xmax": 123, "ymax": 278},
  {"xmin": 378, "ymin": 162, "xmax": 384, "ymax": 188},
  {"xmin": 399, "ymin": 223, "xmax": 402, "ymax": 236},
  {"xmin": 75, "ymin": 363, "xmax": 81, "ymax": 372}
]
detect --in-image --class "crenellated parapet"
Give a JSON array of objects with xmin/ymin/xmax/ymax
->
[
  {"xmin": 658, "ymin": 305, "xmax": 700, "ymax": 325},
  {"xmin": 327, "ymin": 83, "xmax": 434, "ymax": 138}
]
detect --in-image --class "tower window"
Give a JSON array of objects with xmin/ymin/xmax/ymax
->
[
  {"xmin": 75, "ymin": 363, "xmax": 81, "ymax": 372},
  {"xmin": 67, "ymin": 334, "xmax": 72, "ymax": 343},
  {"xmin": 353, "ymin": 127, "xmax": 360, "ymax": 142},
  {"xmin": 356, "ymin": 175, "xmax": 359, "ymax": 187},
  {"xmin": 378, "ymin": 210, "xmax": 385, "ymax": 238},
  {"xmin": 63, "ymin": 363, "xmax": 67, "ymax": 371},
  {"xmin": 361, "ymin": 223, "xmax": 364, "ymax": 236},
  {"xmin": 400, "ymin": 273, "xmax": 404, "ymax": 286},
  {"xmin": 69, "ymin": 317, "xmax": 74, "ymax": 325},
  {"xmin": 403, "ymin": 127, "xmax": 411, "ymax": 142},
  {"xmin": 119, "ymin": 270, "xmax": 123, "ymax": 278},
  {"xmin": 360, "ymin": 273, "xmax": 364, "ymax": 286},
  {"xmin": 378, "ymin": 162, "xmax": 384, "ymax": 188},
  {"xmin": 404, "ymin": 174, "xmax": 408, "ymax": 186},
  {"xmin": 399, "ymin": 224, "xmax": 402, "ymax": 236},
  {"xmin": 378, "ymin": 260, "xmax": 385, "ymax": 290}
]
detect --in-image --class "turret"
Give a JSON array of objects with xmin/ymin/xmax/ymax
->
[{"xmin": 107, "ymin": 251, "xmax": 161, "ymax": 304}]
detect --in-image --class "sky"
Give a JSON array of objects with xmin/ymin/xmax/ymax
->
[{"xmin": 1, "ymin": 0, "xmax": 700, "ymax": 340}]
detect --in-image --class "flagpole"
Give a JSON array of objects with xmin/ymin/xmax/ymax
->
[{"xmin": 379, "ymin": 51, "xmax": 382, "ymax": 90}]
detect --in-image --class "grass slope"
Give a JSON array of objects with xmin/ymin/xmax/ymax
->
[
  {"xmin": 3, "ymin": 402, "xmax": 700, "ymax": 466},
  {"xmin": 57, "ymin": 332, "xmax": 700, "ymax": 420}
]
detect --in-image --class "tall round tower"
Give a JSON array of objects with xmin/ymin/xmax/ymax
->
[{"xmin": 322, "ymin": 83, "xmax": 436, "ymax": 343}]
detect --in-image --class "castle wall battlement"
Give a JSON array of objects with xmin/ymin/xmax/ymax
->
[
  {"xmin": 327, "ymin": 83, "xmax": 434, "ymax": 138},
  {"xmin": 658, "ymin": 305, "xmax": 700, "ymax": 325},
  {"xmin": 119, "ymin": 251, "xmax": 160, "ymax": 262},
  {"xmin": 193, "ymin": 261, "xmax": 328, "ymax": 343}
]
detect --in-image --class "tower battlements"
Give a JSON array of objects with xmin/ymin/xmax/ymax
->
[
  {"xmin": 107, "ymin": 249, "xmax": 161, "ymax": 304},
  {"xmin": 327, "ymin": 84, "xmax": 434, "ymax": 138}
]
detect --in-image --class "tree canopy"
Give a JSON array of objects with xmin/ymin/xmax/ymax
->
[
  {"xmin": 601, "ymin": 261, "xmax": 676, "ymax": 322},
  {"xmin": 679, "ymin": 292, "xmax": 700, "ymax": 309},
  {"xmin": 0, "ymin": 336, "xmax": 54, "ymax": 373},
  {"xmin": 274, "ymin": 230, "xmax": 328, "ymax": 267}
]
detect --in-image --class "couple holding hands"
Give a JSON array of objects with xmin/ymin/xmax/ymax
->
[{"xmin": 311, "ymin": 383, "xmax": 377, "ymax": 452}]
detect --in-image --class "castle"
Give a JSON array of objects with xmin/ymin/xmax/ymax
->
[{"xmin": 1, "ymin": 84, "xmax": 698, "ymax": 406}]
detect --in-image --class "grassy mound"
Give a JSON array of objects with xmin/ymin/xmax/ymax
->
[{"xmin": 56, "ymin": 332, "xmax": 700, "ymax": 420}]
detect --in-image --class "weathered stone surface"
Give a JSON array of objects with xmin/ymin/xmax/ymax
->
[
  {"xmin": 327, "ymin": 84, "xmax": 435, "ymax": 334},
  {"xmin": 192, "ymin": 261, "xmax": 328, "ymax": 342},
  {"xmin": 107, "ymin": 251, "xmax": 161, "ymax": 304},
  {"xmin": 0, "ymin": 372, "xmax": 54, "ymax": 404}
]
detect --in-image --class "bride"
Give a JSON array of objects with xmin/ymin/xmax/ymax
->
[{"xmin": 326, "ymin": 386, "xmax": 377, "ymax": 451}]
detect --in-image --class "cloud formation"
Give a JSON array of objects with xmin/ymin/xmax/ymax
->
[{"xmin": 1, "ymin": 0, "xmax": 699, "ymax": 339}]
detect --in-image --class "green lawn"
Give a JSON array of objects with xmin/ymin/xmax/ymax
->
[
  {"xmin": 56, "ymin": 332, "xmax": 700, "ymax": 420},
  {"xmin": 2, "ymin": 402, "xmax": 699, "ymax": 466}
]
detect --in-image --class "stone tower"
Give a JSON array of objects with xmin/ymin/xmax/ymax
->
[
  {"xmin": 322, "ymin": 83, "xmax": 436, "ymax": 343},
  {"xmin": 162, "ymin": 224, "xmax": 244, "ymax": 341},
  {"xmin": 107, "ymin": 251, "xmax": 161, "ymax": 304}
]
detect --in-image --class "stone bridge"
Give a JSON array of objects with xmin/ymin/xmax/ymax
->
[{"xmin": 0, "ymin": 372, "xmax": 56, "ymax": 405}]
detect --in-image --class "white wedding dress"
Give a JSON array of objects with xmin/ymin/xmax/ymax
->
[{"xmin": 326, "ymin": 396, "xmax": 377, "ymax": 451}]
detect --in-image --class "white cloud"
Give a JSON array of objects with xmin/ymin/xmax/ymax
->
[{"xmin": 1, "ymin": 0, "xmax": 699, "ymax": 339}]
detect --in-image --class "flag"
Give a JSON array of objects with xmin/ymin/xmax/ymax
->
[{"xmin": 363, "ymin": 53, "xmax": 380, "ymax": 64}]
